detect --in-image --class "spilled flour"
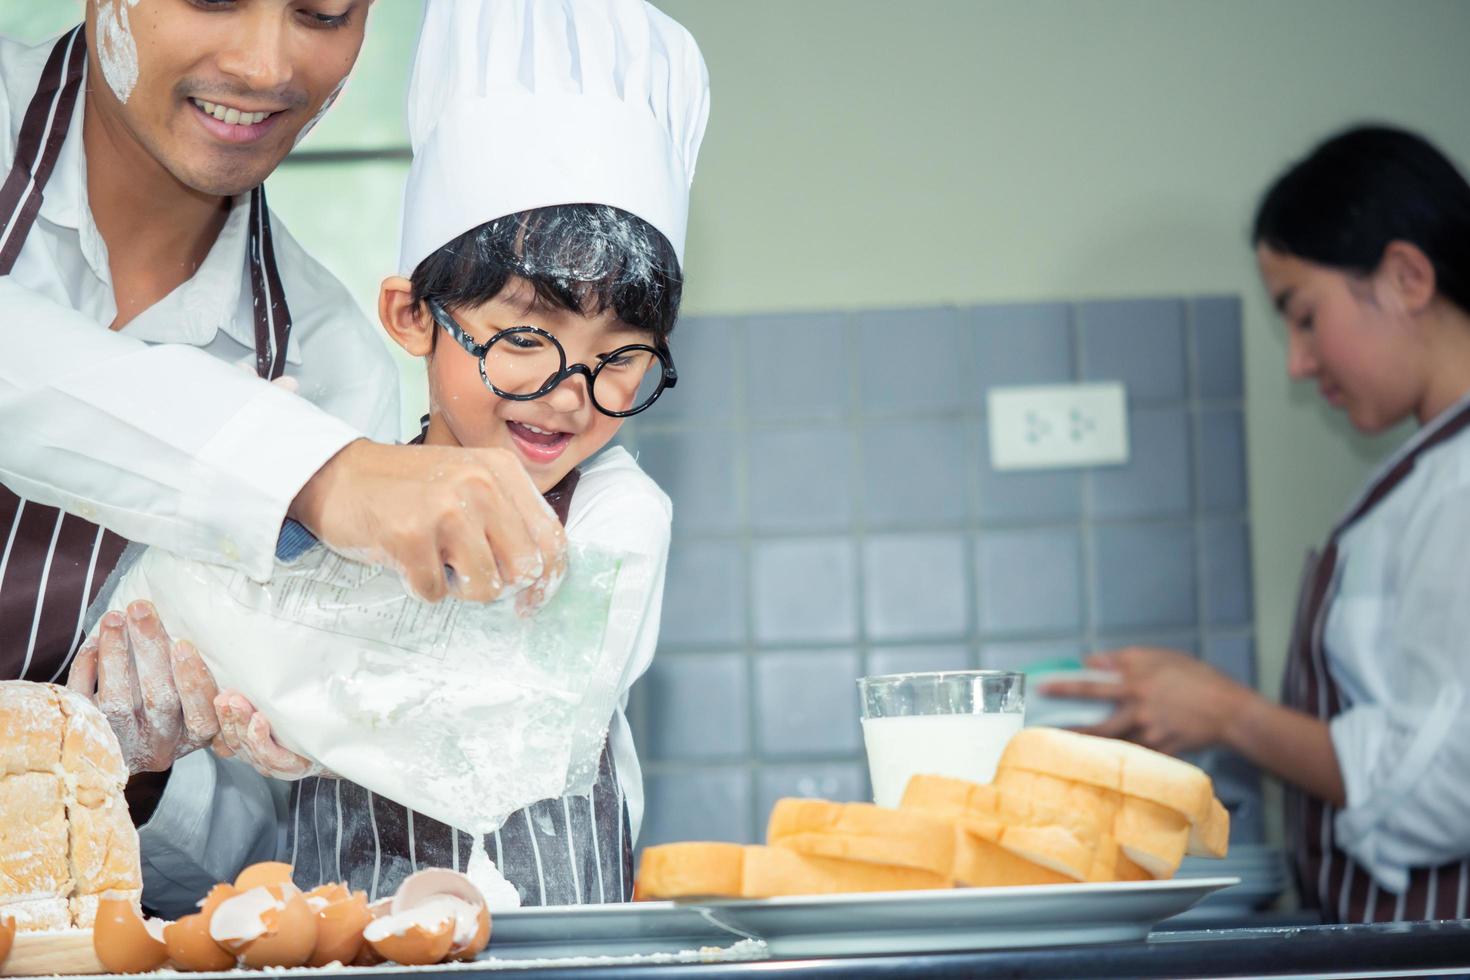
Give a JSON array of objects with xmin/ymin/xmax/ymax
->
[{"xmin": 466, "ymin": 837, "xmax": 522, "ymax": 912}]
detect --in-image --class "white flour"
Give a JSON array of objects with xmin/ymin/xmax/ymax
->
[
  {"xmin": 97, "ymin": 0, "xmax": 144, "ymax": 104},
  {"xmin": 106, "ymin": 540, "xmax": 645, "ymax": 833},
  {"xmin": 465, "ymin": 838, "xmax": 522, "ymax": 912},
  {"xmin": 294, "ymin": 76, "xmax": 347, "ymax": 148}
]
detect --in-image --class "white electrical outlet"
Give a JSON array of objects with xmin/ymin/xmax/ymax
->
[{"xmin": 987, "ymin": 382, "xmax": 1129, "ymax": 471}]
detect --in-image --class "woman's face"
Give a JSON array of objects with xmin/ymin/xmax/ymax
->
[{"xmin": 1256, "ymin": 244, "xmax": 1428, "ymax": 433}]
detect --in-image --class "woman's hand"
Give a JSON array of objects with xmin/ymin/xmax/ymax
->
[
  {"xmin": 1041, "ymin": 646, "xmax": 1257, "ymax": 756},
  {"xmin": 212, "ymin": 691, "xmax": 331, "ymax": 780}
]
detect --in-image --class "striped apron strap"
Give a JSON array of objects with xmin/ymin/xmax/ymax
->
[
  {"xmin": 248, "ymin": 185, "xmax": 293, "ymax": 380},
  {"xmin": 1283, "ymin": 399, "xmax": 1470, "ymax": 923},
  {"xmin": 0, "ymin": 26, "xmax": 84, "ymax": 275},
  {"xmin": 0, "ymin": 25, "xmax": 297, "ymax": 690}
]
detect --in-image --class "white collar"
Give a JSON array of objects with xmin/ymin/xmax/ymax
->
[
  {"xmin": 1337, "ymin": 386, "xmax": 1470, "ymax": 528},
  {"xmin": 35, "ymin": 63, "xmax": 298, "ymax": 364}
]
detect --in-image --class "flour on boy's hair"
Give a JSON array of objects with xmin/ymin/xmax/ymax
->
[
  {"xmin": 97, "ymin": 0, "xmax": 145, "ymax": 104},
  {"xmin": 506, "ymin": 206, "xmax": 658, "ymax": 292}
]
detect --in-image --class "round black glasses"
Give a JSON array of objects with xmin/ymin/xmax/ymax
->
[{"xmin": 427, "ymin": 300, "xmax": 678, "ymax": 418}]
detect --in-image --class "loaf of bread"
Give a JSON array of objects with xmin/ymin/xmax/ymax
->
[
  {"xmin": 634, "ymin": 727, "xmax": 1230, "ymax": 901},
  {"xmin": 766, "ymin": 798, "xmax": 956, "ymax": 878},
  {"xmin": 635, "ymin": 842, "xmax": 950, "ymax": 900},
  {"xmin": 900, "ymin": 774, "xmax": 1097, "ymax": 885},
  {"xmin": 0, "ymin": 682, "xmax": 141, "ymax": 931},
  {"xmin": 995, "ymin": 727, "xmax": 1229, "ymax": 879}
]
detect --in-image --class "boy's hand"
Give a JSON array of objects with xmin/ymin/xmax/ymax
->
[
  {"xmin": 67, "ymin": 603, "xmax": 221, "ymax": 774},
  {"xmin": 288, "ymin": 440, "xmax": 567, "ymax": 606},
  {"xmin": 212, "ymin": 691, "xmax": 331, "ymax": 780}
]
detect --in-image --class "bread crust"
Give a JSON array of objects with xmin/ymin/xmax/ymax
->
[{"xmin": 0, "ymin": 682, "xmax": 140, "ymax": 931}]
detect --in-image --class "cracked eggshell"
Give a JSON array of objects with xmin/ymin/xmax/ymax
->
[
  {"xmin": 162, "ymin": 883, "xmax": 237, "ymax": 972},
  {"xmin": 392, "ymin": 868, "xmax": 491, "ymax": 960},
  {"xmin": 0, "ymin": 913, "xmax": 16, "ymax": 970},
  {"xmin": 210, "ymin": 883, "xmax": 317, "ymax": 969},
  {"xmin": 93, "ymin": 895, "xmax": 170, "ymax": 974},
  {"xmin": 363, "ymin": 911, "xmax": 456, "ymax": 967},
  {"xmin": 350, "ymin": 897, "xmax": 394, "ymax": 967},
  {"xmin": 233, "ymin": 861, "xmax": 295, "ymax": 891},
  {"xmin": 306, "ymin": 886, "xmax": 372, "ymax": 968}
]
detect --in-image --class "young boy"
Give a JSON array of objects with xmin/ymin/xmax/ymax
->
[{"xmin": 142, "ymin": 0, "xmax": 709, "ymax": 906}]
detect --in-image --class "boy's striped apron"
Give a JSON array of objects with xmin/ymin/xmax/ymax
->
[
  {"xmin": 1284, "ymin": 398, "xmax": 1470, "ymax": 923},
  {"xmin": 288, "ymin": 465, "xmax": 635, "ymax": 905},
  {"xmin": 0, "ymin": 28, "xmax": 297, "ymax": 818}
]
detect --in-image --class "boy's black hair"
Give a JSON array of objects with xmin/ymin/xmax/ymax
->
[
  {"xmin": 1253, "ymin": 125, "xmax": 1470, "ymax": 315},
  {"xmin": 411, "ymin": 204, "xmax": 683, "ymax": 340}
]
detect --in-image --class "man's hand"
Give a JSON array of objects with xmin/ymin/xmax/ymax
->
[
  {"xmin": 1039, "ymin": 646, "xmax": 1256, "ymax": 756},
  {"xmin": 212, "ymin": 691, "xmax": 328, "ymax": 780},
  {"xmin": 289, "ymin": 440, "xmax": 567, "ymax": 607},
  {"xmin": 66, "ymin": 602, "xmax": 220, "ymax": 774}
]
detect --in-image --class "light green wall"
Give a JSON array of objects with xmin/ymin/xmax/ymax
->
[
  {"xmin": 5, "ymin": 3, "xmax": 1469, "ymax": 831},
  {"xmin": 654, "ymin": 0, "xmax": 1469, "ymax": 710}
]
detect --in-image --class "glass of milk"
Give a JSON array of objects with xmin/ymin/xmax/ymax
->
[{"xmin": 858, "ymin": 670, "xmax": 1025, "ymax": 808}]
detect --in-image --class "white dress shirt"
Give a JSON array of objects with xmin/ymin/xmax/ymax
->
[
  {"xmin": 564, "ymin": 445, "xmax": 672, "ymax": 846},
  {"xmin": 1327, "ymin": 391, "xmax": 1470, "ymax": 894},
  {"xmin": 0, "ymin": 32, "xmax": 401, "ymax": 582},
  {"xmin": 0, "ymin": 32, "xmax": 398, "ymax": 914}
]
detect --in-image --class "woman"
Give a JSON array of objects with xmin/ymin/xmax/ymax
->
[{"xmin": 1048, "ymin": 125, "xmax": 1470, "ymax": 923}]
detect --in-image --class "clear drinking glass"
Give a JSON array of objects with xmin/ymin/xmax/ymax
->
[{"xmin": 857, "ymin": 670, "xmax": 1026, "ymax": 808}]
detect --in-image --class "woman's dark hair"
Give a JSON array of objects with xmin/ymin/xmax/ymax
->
[
  {"xmin": 1252, "ymin": 125, "xmax": 1470, "ymax": 315},
  {"xmin": 411, "ymin": 204, "xmax": 683, "ymax": 340}
]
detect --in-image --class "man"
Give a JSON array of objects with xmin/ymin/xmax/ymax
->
[{"xmin": 0, "ymin": 0, "xmax": 564, "ymax": 913}]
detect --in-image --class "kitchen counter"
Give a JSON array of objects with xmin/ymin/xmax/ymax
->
[{"xmin": 341, "ymin": 920, "xmax": 1470, "ymax": 978}]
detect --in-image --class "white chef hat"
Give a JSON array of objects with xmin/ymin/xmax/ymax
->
[{"xmin": 398, "ymin": 0, "xmax": 711, "ymax": 276}]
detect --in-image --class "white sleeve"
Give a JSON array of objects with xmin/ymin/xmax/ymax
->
[
  {"xmin": 1332, "ymin": 483, "xmax": 1470, "ymax": 893},
  {"xmin": 0, "ymin": 278, "xmax": 364, "ymax": 581},
  {"xmin": 136, "ymin": 752, "xmax": 286, "ymax": 917},
  {"xmin": 567, "ymin": 471, "xmax": 671, "ymax": 846}
]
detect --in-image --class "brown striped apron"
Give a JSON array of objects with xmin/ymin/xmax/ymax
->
[
  {"xmin": 1284, "ymin": 398, "xmax": 1470, "ymax": 923},
  {"xmin": 0, "ymin": 29, "xmax": 295, "ymax": 720},
  {"xmin": 288, "ymin": 460, "xmax": 636, "ymax": 905}
]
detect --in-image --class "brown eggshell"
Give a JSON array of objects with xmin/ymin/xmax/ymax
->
[
  {"xmin": 349, "ymin": 898, "xmax": 394, "ymax": 967},
  {"xmin": 161, "ymin": 881, "xmax": 238, "ymax": 972},
  {"xmin": 233, "ymin": 861, "xmax": 296, "ymax": 891},
  {"xmin": 391, "ymin": 868, "xmax": 486, "ymax": 913},
  {"xmin": 0, "ymin": 914, "xmax": 15, "ymax": 970},
  {"xmin": 211, "ymin": 884, "xmax": 318, "ymax": 969},
  {"xmin": 392, "ymin": 868, "xmax": 491, "ymax": 960},
  {"xmin": 366, "ymin": 919, "xmax": 455, "ymax": 967},
  {"xmin": 93, "ymin": 896, "xmax": 170, "ymax": 974},
  {"xmin": 304, "ymin": 883, "xmax": 351, "ymax": 907},
  {"xmin": 198, "ymin": 883, "xmax": 240, "ymax": 915},
  {"xmin": 449, "ymin": 904, "xmax": 492, "ymax": 961},
  {"xmin": 307, "ymin": 889, "xmax": 372, "ymax": 968},
  {"xmin": 163, "ymin": 913, "xmax": 235, "ymax": 972}
]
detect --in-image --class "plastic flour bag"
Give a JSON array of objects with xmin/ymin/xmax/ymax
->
[{"xmin": 105, "ymin": 540, "xmax": 647, "ymax": 834}]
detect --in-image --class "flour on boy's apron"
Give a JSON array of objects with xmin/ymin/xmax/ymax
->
[
  {"xmin": 286, "ymin": 465, "xmax": 634, "ymax": 904},
  {"xmin": 0, "ymin": 27, "xmax": 293, "ymax": 704}
]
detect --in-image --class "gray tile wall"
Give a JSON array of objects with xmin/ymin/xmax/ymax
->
[{"xmin": 621, "ymin": 295, "xmax": 1263, "ymax": 852}]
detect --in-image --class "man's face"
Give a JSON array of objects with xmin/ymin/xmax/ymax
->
[{"xmin": 87, "ymin": 0, "xmax": 369, "ymax": 196}]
